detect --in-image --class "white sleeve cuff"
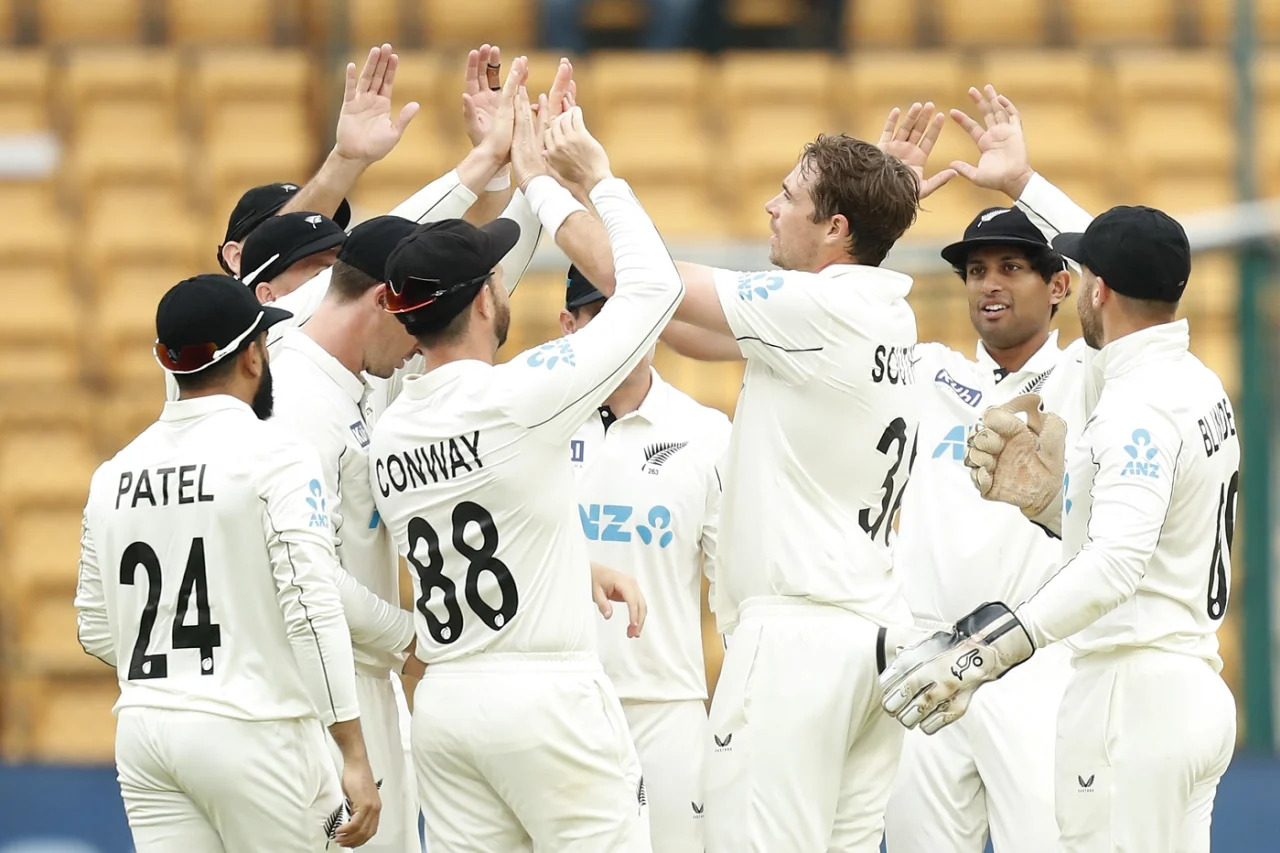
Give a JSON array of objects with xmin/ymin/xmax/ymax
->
[{"xmin": 525, "ymin": 175, "xmax": 588, "ymax": 238}]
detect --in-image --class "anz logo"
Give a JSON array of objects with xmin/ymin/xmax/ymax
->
[
  {"xmin": 736, "ymin": 271, "xmax": 785, "ymax": 301},
  {"xmin": 1121, "ymin": 429, "xmax": 1161, "ymax": 479},
  {"xmin": 579, "ymin": 503, "xmax": 675, "ymax": 548},
  {"xmin": 527, "ymin": 339, "xmax": 576, "ymax": 370},
  {"xmin": 932, "ymin": 425, "xmax": 974, "ymax": 461}
]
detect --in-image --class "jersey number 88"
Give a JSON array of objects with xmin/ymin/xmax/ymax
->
[{"xmin": 407, "ymin": 502, "xmax": 519, "ymax": 644}]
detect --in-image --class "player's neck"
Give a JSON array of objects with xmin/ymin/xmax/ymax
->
[
  {"xmin": 304, "ymin": 301, "xmax": 368, "ymax": 377},
  {"xmin": 421, "ymin": 337, "xmax": 497, "ymax": 372},
  {"xmin": 979, "ymin": 328, "xmax": 1051, "ymax": 374},
  {"xmin": 603, "ymin": 367, "xmax": 653, "ymax": 418}
]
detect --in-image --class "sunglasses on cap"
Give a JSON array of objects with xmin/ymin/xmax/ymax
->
[
  {"xmin": 154, "ymin": 311, "xmax": 263, "ymax": 374},
  {"xmin": 386, "ymin": 272, "xmax": 492, "ymax": 314}
]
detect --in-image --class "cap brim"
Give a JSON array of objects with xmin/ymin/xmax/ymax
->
[
  {"xmin": 480, "ymin": 218, "xmax": 521, "ymax": 267},
  {"xmin": 257, "ymin": 305, "xmax": 294, "ymax": 334},
  {"xmin": 334, "ymin": 198, "xmax": 353, "ymax": 229},
  {"xmin": 567, "ymin": 290, "xmax": 607, "ymax": 309},
  {"xmin": 278, "ymin": 231, "xmax": 346, "ymax": 272},
  {"xmin": 1050, "ymin": 232, "xmax": 1088, "ymax": 264},
  {"xmin": 940, "ymin": 235, "xmax": 1054, "ymax": 268}
]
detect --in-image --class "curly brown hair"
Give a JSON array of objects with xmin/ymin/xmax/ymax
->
[{"xmin": 800, "ymin": 134, "xmax": 920, "ymax": 267}]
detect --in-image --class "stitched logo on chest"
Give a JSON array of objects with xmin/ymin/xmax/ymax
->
[
  {"xmin": 642, "ymin": 441, "xmax": 688, "ymax": 473},
  {"xmin": 350, "ymin": 421, "xmax": 370, "ymax": 448},
  {"xmin": 934, "ymin": 369, "xmax": 983, "ymax": 407}
]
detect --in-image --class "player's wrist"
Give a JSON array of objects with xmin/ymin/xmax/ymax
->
[
  {"xmin": 1003, "ymin": 167, "xmax": 1036, "ymax": 201},
  {"xmin": 525, "ymin": 175, "xmax": 588, "ymax": 236}
]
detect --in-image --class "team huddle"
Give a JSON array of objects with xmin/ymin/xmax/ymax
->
[{"xmin": 73, "ymin": 42, "xmax": 1238, "ymax": 853}]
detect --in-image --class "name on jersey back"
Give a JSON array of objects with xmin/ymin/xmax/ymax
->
[
  {"xmin": 115, "ymin": 464, "xmax": 214, "ymax": 509},
  {"xmin": 374, "ymin": 430, "xmax": 483, "ymax": 497}
]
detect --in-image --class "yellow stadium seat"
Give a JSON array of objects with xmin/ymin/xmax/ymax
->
[
  {"xmin": 37, "ymin": 0, "xmax": 145, "ymax": 44},
  {"xmin": 0, "ymin": 343, "xmax": 80, "ymax": 389},
  {"xmin": 586, "ymin": 0, "xmax": 645, "ymax": 29},
  {"xmin": 938, "ymin": 0, "xmax": 1047, "ymax": 46},
  {"xmin": 720, "ymin": 51, "xmax": 836, "ymax": 110},
  {"xmin": 0, "ymin": 51, "xmax": 51, "ymax": 132},
  {"xmin": 96, "ymin": 261, "xmax": 195, "ymax": 390},
  {"xmin": 10, "ymin": 674, "xmax": 119, "ymax": 763},
  {"xmin": 843, "ymin": 0, "xmax": 919, "ymax": 47},
  {"xmin": 97, "ymin": 392, "xmax": 165, "ymax": 457},
  {"xmin": 1112, "ymin": 51, "xmax": 1233, "ymax": 114},
  {"xmin": 0, "ymin": 0, "xmax": 13, "ymax": 44},
  {"xmin": 632, "ymin": 184, "xmax": 731, "ymax": 240},
  {"xmin": 844, "ymin": 52, "xmax": 969, "ymax": 136},
  {"xmin": 0, "ymin": 386, "xmax": 95, "ymax": 434},
  {"xmin": 587, "ymin": 51, "xmax": 708, "ymax": 114},
  {"xmin": 164, "ymin": 0, "xmax": 280, "ymax": 45},
  {"xmin": 83, "ymin": 184, "xmax": 193, "ymax": 230},
  {"xmin": 68, "ymin": 135, "xmax": 189, "ymax": 208},
  {"xmin": 727, "ymin": 0, "xmax": 805, "ymax": 28},
  {"xmin": 61, "ymin": 49, "xmax": 181, "ymax": 139},
  {"xmin": 1065, "ymin": 0, "xmax": 1177, "ymax": 45},
  {"xmin": 0, "ymin": 431, "xmax": 97, "ymax": 526},
  {"xmin": 1143, "ymin": 176, "xmax": 1237, "ymax": 215},
  {"xmin": 978, "ymin": 50, "xmax": 1099, "ymax": 106},
  {"xmin": 1182, "ymin": 251, "xmax": 1240, "ymax": 321},
  {"xmin": 204, "ymin": 142, "xmax": 316, "ymax": 216},
  {"xmin": 912, "ymin": 183, "xmax": 996, "ymax": 241},
  {"xmin": 194, "ymin": 49, "xmax": 313, "ymax": 123},
  {"xmin": 603, "ymin": 113, "xmax": 711, "ymax": 186},
  {"xmin": 0, "ymin": 210, "xmax": 70, "ymax": 270},
  {"xmin": 0, "ymin": 178, "xmax": 58, "ymax": 219},
  {"xmin": 1124, "ymin": 105, "xmax": 1236, "ymax": 180},
  {"xmin": 0, "ymin": 271, "xmax": 78, "ymax": 349},
  {"xmin": 724, "ymin": 105, "xmax": 829, "ymax": 178},
  {"xmin": 1013, "ymin": 103, "xmax": 1111, "ymax": 180},
  {"xmin": 85, "ymin": 213, "xmax": 202, "ymax": 283},
  {"xmin": 1050, "ymin": 175, "xmax": 1124, "ymax": 218},
  {"xmin": 418, "ymin": 0, "xmax": 535, "ymax": 50},
  {"xmin": 349, "ymin": 0, "xmax": 406, "ymax": 48},
  {"xmin": 1197, "ymin": 0, "xmax": 1280, "ymax": 47},
  {"xmin": 15, "ymin": 585, "xmax": 103, "ymax": 674}
]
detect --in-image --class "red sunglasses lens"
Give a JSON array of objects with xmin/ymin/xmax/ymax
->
[{"xmin": 155, "ymin": 341, "xmax": 219, "ymax": 372}]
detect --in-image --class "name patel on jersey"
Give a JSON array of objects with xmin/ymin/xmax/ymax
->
[
  {"xmin": 115, "ymin": 464, "xmax": 214, "ymax": 509},
  {"xmin": 871, "ymin": 345, "xmax": 916, "ymax": 385},
  {"xmin": 375, "ymin": 430, "xmax": 483, "ymax": 496}
]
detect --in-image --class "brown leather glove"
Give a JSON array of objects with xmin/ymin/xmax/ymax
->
[{"xmin": 964, "ymin": 393, "xmax": 1067, "ymax": 519}]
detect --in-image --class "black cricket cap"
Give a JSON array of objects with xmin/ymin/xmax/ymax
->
[
  {"xmin": 240, "ymin": 212, "xmax": 347, "ymax": 287},
  {"xmin": 338, "ymin": 215, "xmax": 420, "ymax": 282},
  {"xmin": 384, "ymin": 218, "xmax": 520, "ymax": 331},
  {"xmin": 218, "ymin": 182, "xmax": 351, "ymax": 273},
  {"xmin": 154, "ymin": 274, "xmax": 292, "ymax": 374},
  {"xmin": 941, "ymin": 206, "xmax": 1059, "ymax": 269},
  {"xmin": 1051, "ymin": 205, "xmax": 1190, "ymax": 303},
  {"xmin": 565, "ymin": 264, "xmax": 606, "ymax": 309}
]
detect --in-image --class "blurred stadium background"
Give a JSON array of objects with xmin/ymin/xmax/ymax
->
[{"xmin": 1, "ymin": 0, "xmax": 1278, "ymax": 849}]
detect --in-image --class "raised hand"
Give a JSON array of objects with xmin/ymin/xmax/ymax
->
[
  {"xmin": 511, "ymin": 86, "xmax": 549, "ymax": 190},
  {"xmin": 474, "ymin": 55, "xmax": 528, "ymax": 167},
  {"xmin": 335, "ymin": 43, "xmax": 420, "ymax": 165},
  {"xmin": 542, "ymin": 57, "xmax": 576, "ymax": 130},
  {"xmin": 949, "ymin": 84, "xmax": 1035, "ymax": 200},
  {"xmin": 462, "ymin": 44, "xmax": 506, "ymax": 150},
  {"xmin": 877, "ymin": 102, "xmax": 957, "ymax": 200},
  {"xmin": 544, "ymin": 107, "xmax": 612, "ymax": 192}
]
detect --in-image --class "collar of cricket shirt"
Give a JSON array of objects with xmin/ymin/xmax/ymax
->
[
  {"xmin": 279, "ymin": 327, "xmax": 369, "ymax": 405},
  {"xmin": 820, "ymin": 263, "xmax": 914, "ymax": 302},
  {"xmin": 403, "ymin": 358, "xmax": 491, "ymax": 400},
  {"xmin": 1092, "ymin": 318, "xmax": 1190, "ymax": 381},
  {"xmin": 160, "ymin": 394, "xmax": 255, "ymax": 421},
  {"xmin": 625, "ymin": 368, "xmax": 672, "ymax": 425},
  {"xmin": 974, "ymin": 329, "xmax": 1061, "ymax": 386}
]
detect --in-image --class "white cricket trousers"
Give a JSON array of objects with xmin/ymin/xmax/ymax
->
[
  {"xmin": 1055, "ymin": 648, "xmax": 1236, "ymax": 853},
  {"xmin": 327, "ymin": 670, "xmax": 419, "ymax": 853},
  {"xmin": 884, "ymin": 641, "xmax": 1071, "ymax": 852},
  {"xmin": 116, "ymin": 706, "xmax": 341, "ymax": 852},
  {"xmin": 411, "ymin": 651, "xmax": 652, "ymax": 853},
  {"xmin": 704, "ymin": 597, "xmax": 904, "ymax": 853},
  {"xmin": 622, "ymin": 699, "xmax": 708, "ymax": 852}
]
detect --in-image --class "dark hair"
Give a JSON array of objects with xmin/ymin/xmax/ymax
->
[
  {"xmin": 173, "ymin": 336, "xmax": 262, "ymax": 392},
  {"xmin": 328, "ymin": 259, "xmax": 380, "ymax": 303},
  {"xmin": 570, "ymin": 300, "xmax": 605, "ymax": 321},
  {"xmin": 400, "ymin": 277, "xmax": 492, "ymax": 348},
  {"xmin": 952, "ymin": 244, "xmax": 1070, "ymax": 317},
  {"xmin": 800, "ymin": 134, "xmax": 919, "ymax": 267}
]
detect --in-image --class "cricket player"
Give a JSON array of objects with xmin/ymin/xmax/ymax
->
[
  {"xmin": 271, "ymin": 215, "xmax": 435, "ymax": 853},
  {"xmin": 74, "ymin": 274, "xmax": 380, "ymax": 851},
  {"xmin": 884, "ymin": 206, "xmax": 1080, "ymax": 851},
  {"xmin": 566, "ymin": 103, "xmax": 957, "ymax": 850},
  {"xmin": 240, "ymin": 211, "xmax": 347, "ymax": 302},
  {"xmin": 217, "ymin": 181, "xmax": 351, "ymax": 277},
  {"xmin": 370, "ymin": 98, "xmax": 679, "ymax": 851},
  {"xmin": 561, "ymin": 265, "xmax": 731, "ymax": 851},
  {"xmin": 882, "ymin": 88, "xmax": 1239, "ymax": 853}
]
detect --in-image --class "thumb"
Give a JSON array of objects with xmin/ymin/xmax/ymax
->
[
  {"xmin": 462, "ymin": 92, "xmax": 476, "ymax": 122},
  {"xmin": 950, "ymin": 159, "xmax": 980, "ymax": 183},
  {"xmin": 395, "ymin": 101, "xmax": 420, "ymax": 134},
  {"xmin": 1038, "ymin": 412, "xmax": 1068, "ymax": 464},
  {"xmin": 921, "ymin": 168, "xmax": 957, "ymax": 197},
  {"xmin": 983, "ymin": 406, "xmax": 1031, "ymax": 439}
]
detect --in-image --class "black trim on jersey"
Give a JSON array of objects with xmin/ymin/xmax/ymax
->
[
  {"xmin": 1016, "ymin": 199, "xmax": 1062, "ymax": 237},
  {"xmin": 502, "ymin": 220, "xmax": 541, "ymax": 298},
  {"xmin": 734, "ymin": 335, "xmax": 824, "ymax": 354},
  {"xmin": 527, "ymin": 237, "xmax": 684, "ymax": 431},
  {"xmin": 713, "ymin": 465, "xmax": 723, "ymax": 492},
  {"xmin": 1030, "ymin": 519, "xmax": 1061, "ymax": 540},
  {"xmin": 261, "ymin": 495, "xmax": 340, "ymax": 722},
  {"xmin": 333, "ymin": 449, "xmax": 346, "ymax": 537},
  {"xmin": 875, "ymin": 626, "xmax": 888, "ymax": 675},
  {"xmin": 412, "ymin": 185, "xmax": 469, "ymax": 224}
]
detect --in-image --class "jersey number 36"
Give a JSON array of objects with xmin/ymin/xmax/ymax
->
[{"xmin": 407, "ymin": 502, "xmax": 519, "ymax": 645}]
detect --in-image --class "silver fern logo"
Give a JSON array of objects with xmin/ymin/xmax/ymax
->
[
  {"xmin": 1018, "ymin": 367, "xmax": 1055, "ymax": 396},
  {"xmin": 642, "ymin": 441, "xmax": 688, "ymax": 473},
  {"xmin": 323, "ymin": 779, "xmax": 382, "ymax": 844}
]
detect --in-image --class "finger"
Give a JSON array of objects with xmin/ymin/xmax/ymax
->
[
  {"xmin": 567, "ymin": 78, "xmax": 577, "ymax": 107},
  {"xmin": 486, "ymin": 46, "xmax": 502, "ymax": 91},
  {"xmin": 382, "ymin": 52, "xmax": 399, "ymax": 96},
  {"xmin": 965, "ymin": 447, "xmax": 997, "ymax": 472},
  {"xmin": 464, "ymin": 48, "xmax": 480, "ymax": 95},
  {"xmin": 950, "ymin": 159, "xmax": 980, "ymax": 182},
  {"xmin": 971, "ymin": 426, "xmax": 1008, "ymax": 454},
  {"xmin": 997, "ymin": 94, "xmax": 1022, "ymax": 128},
  {"xmin": 950, "ymin": 108, "xmax": 985, "ymax": 146},
  {"xmin": 592, "ymin": 581, "xmax": 612, "ymax": 619},
  {"xmin": 343, "ymin": 61, "xmax": 357, "ymax": 104},
  {"xmin": 921, "ymin": 168, "xmax": 957, "ymax": 198},
  {"xmin": 876, "ymin": 106, "xmax": 900, "ymax": 149},
  {"xmin": 395, "ymin": 101, "xmax": 420, "ymax": 134},
  {"xmin": 370, "ymin": 43, "xmax": 392, "ymax": 94},
  {"xmin": 357, "ymin": 46, "xmax": 379, "ymax": 93},
  {"xmin": 984, "ymin": 406, "xmax": 1033, "ymax": 439},
  {"xmin": 987, "ymin": 84, "xmax": 1009, "ymax": 125},
  {"xmin": 919, "ymin": 111, "xmax": 946, "ymax": 156},
  {"xmin": 462, "ymin": 91, "xmax": 477, "ymax": 125},
  {"xmin": 895, "ymin": 102, "xmax": 922, "ymax": 142},
  {"xmin": 907, "ymin": 101, "xmax": 935, "ymax": 146},
  {"xmin": 536, "ymin": 92, "xmax": 550, "ymax": 133},
  {"xmin": 625, "ymin": 584, "xmax": 645, "ymax": 638},
  {"xmin": 570, "ymin": 105, "xmax": 586, "ymax": 134},
  {"xmin": 970, "ymin": 464, "xmax": 994, "ymax": 495},
  {"xmin": 973, "ymin": 85, "xmax": 996, "ymax": 129}
]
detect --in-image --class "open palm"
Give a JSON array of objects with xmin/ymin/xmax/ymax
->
[
  {"xmin": 877, "ymin": 102, "xmax": 956, "ymax": 200},
  {"xmin": 335, "ymin": 44, "xmax": 419, "ymax": 164},
  {"xmin": 949, "ymin": 85, "xmax": 1033, "ymax": 197}
]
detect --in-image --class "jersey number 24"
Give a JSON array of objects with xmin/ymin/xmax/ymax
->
[{"xmin": 119, "ymin": 538, "xmax": 221, "ymax": 680}]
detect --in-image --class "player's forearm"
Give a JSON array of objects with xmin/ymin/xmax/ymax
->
[
  {"xmin": 661, "ymin": 320, "xmax": 743, "ymax": 362},
  {"xmin": 277, "ymin": 572, "xmax": 361, "ymax": 725},
  {"xmin": 523, "ymin": 176, "xmax": 616, "ymax": 294},
  {"xmin": 386, "ymin": 168, "xmax": 477, "ymax": 225},
  {"xmin": 463, "ymin": 171, "xmax": 516, "ymax": 226},
  {"xmin": 1014, "ymin": 172, "xmax": 1094, "ymax": 243},
  {"xmin": 495, "ymin": 190, "xmax": 542, "ymax": 295},
  {"xmin": 327, "ymin": 717, "xmax": 371, "ymax": 761},
  {"xmin": 1015, "ymin": 545, "xmax": 1145, "ymax": 648},
  {"xmin": 333, "ymin": 564, "xmax": 415, "ymax": 655},
  {"xmin": 671, "ymin": 261, "xmax": 732, "ymax": 335},
  {"xmin": 280, "ymin": 149, "xmax": 367, "ymax": 220}
]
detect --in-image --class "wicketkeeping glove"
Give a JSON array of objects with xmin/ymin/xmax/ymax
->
[
  {"xmin": 964, "ymin": 393, "xmax": 1066, "ymax": 519},
  {"xmin": 880, "ymin": 602, "xmax": 1034, "ymax": 735}
]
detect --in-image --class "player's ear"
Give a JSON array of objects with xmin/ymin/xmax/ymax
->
[
  {"xmin": 1048, "ymin": 270, "xmax": 1070, "ymax": 307},
  {"xmin": 372, "ymin": 282, "xmax": 391, "ymax": 311},
  {"xmin": 254, "ymin": 281, "xmax": 274, "ymax": 305},
  {"xmin": 559, "ymin": 308, "xmax": 577, "ymax": 336},
  {"xmin": 239, "ymin": 336, "xmax": 266, "ymax": 380},
  {"xmin": 828, "ymin": 213, "xmax": 850, "ymax": 246},
  {"xmin": 222, "ymin": 241, "xmax": 243, "ymax": 276}
]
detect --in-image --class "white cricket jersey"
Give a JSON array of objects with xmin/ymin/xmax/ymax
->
[
  {"xmin": 710, "ymin": 264, "xmax": 921, "ymax": 632},
  {"xmin": 570, "ymin": 370, "xmax": 730, "ymax": 702},
  {"xmin": 74, "ymin": 396, "xmax": 359, "ymax": 726},
  {"xmin": 895, "ymin": 333, "xmax": 1089, "ymax": 623},
  {"xmin": 1016, "ymin": 321, "xmax": 1239, "ymax": 670},
  {"xmin": 369, "ymin": 178, "xmax": 684, "ymax": 664},
  {"xmin": 269, "ymin": 329, "xmax": 415, "ymax": 675}
]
